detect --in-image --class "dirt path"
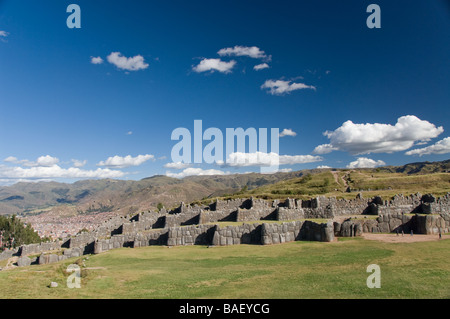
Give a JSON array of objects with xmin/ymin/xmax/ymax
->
[
  {"xmin": 331, "ymin": 171, "xmax": 345, "ymax": 187},
  {"xmin": 3, "ymin": 256, "xmax": 18, "ymax": 271},
  {"xmin": 362, "ymin": 233, "xmax": 445, "ymax": 243},
  {"xmin": 331, "ymin": 170, "xmax": 353, "ymax": 189}
]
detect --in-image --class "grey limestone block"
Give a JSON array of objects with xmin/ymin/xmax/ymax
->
[
  {"xmin": 272, "ymin": 236, "xmax": 280, "ymax": 244},
  {"xmin": 378, "ymin": 222, "xmax": 389, "ymax": 233},
  {"xmin": 48, "ymin": 254, "xmax": 59, "ymax": 264},
  {"xmin": 262, "ymin": 235, "xmax": 272, "ymax": 245},
  {"xmin": 17, "ymin": 256, "xmax": 31, "ymax": 267},
  {"xmin": 212, "ymin": 232, "xmax": 220, "ymax": 246}
]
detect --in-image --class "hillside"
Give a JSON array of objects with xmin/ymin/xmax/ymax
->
[
  {"xmin": 0, "ymin": 171, "xmax": 300, "ymax": 216},
  {"xmin": 0, "ymin": 159, "xmax": 448, "ymax": 217},
  {"xmin": 379, "ymin": 159, "xmax": 450, "ymax": 175},
  {"xmin": 216, "ymin": 167, "xmax": 450, "ymax": 202}
]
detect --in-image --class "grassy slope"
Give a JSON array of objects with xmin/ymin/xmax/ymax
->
[
  {"xmin": 1, "ymin": 237, "xmax": 449, "ymax": 299},
  {"xmin": 210, "ymin": 170, "xmax": 450, "ymax": 203}
]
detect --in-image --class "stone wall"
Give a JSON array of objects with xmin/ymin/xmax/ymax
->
[
  {"xmin": 261, "ymin": 221, "xmax": 302, "ymax": 245},
  {"xmin": 0, "ymin": 248, "xmax": 19, "ymax": 261},
  {"xmin": 236, "ymin": 207, "xmax": 276, "ymax": 222},
  {"xmin": 199, "ymin": 210, "xmax": 237, "ymax": 224},
  {"xmin": 93, "ymin": 228, "xmax": 169, "ymax": 254},
  {"xmin": 6, "ymin": 193, "xmax": 450, "ymax": 267},
  {"xmin": 39, "ymin": 253, "xmax": 67, "ymax": 265},
  {"xmin": 69, "ymin": 232, "xmax": 97, "ymax": 249},
  {"xmin": 353, "ymin": 212, "xmax": 450, "ymax": 235},
  {"xmin": 263, "ymin": 220, "xmax": 335, "ymax": 244},
  {"xmin": 413, "ymin": 214, "xmax": 448, "ymax": 234},
  {"xmin": 213, "ymin": 198, "xmax": 247, "ymax": 211},
  {"xmin": 63, "ymin": 247, "xmax": 84, "ymax": 259},
  {"xmin": 212, "ymin": 223, "xmax": 262, "ymax": 246},
  {"xmin": 19, "ymin": 241, "xmax": 61, "ymax": 257},
  {"xmin": 165, "ymin": 209, "xmax": 201, "ymax": 227},
  {"xmin": 167, "ymin": 224, "xmax": 216, "ymax": 246},
  {"xmin": 276, "ymin": 207, "xmax": 305, "ymax": 221}
]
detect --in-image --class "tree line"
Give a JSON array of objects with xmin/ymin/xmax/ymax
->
[{"xmin": 0, "ymin": 215, "xmax": 46, "ymax": 250}]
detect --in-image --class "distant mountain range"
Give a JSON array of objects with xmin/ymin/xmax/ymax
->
[
  {"xmin": 0, "ymin": 159, "xmax": 448, "ymax": 216},
  {"xmin": 0, "ymin": 172, "xmax": 301, "ymax": 216}
]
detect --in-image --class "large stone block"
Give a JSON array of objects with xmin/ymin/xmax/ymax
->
[
  {"xmin": 378, "ymin": 222, "xmax": 389, "ymax": 233},
  {"xmin": 17, "ymin": 256, "xmax": 31, "ymax": 267}
]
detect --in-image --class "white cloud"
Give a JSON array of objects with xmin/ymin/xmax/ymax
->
[
  {"xmin": 192, "ymin": 58, "xmax": 236, "ymax": 74},
  {"xmin": 97, "ymin": 154, "xmax": 154, "ymax": 168},
  {"xmin": 4, "ymin": 156, "xmax": 18, "ymax": 163},
  {"xmin": 0, "ymin": 165, "xmax": 125, "ymax": 180},
  {"xmin": 317, "ymin": 165, "xmax": 331, "ymax": 169},
  {"xmin": 126, "ymin": 131, "xmax": 133, "ymax": 135},
  {"xmin": 90, "ymin": 56, "xmax": 104, "ymax": 64},
  {"xmin": 107, "ymin": 52, "xmax": 149, "ymax": 71},
  {"xmin": 0, "ymin": 31, "xmax": 9, "ymax": 42},
  {"xmin": 261, "ymin": 79, "xmax": 316, "ymax": 95},
  {"xmin": 312, "ymin": 144, "xmax": 338, "ymax": 155},
  {"xmin": 253, "ymin": 63, "xmax": 269, "ymax": 71},
  {"xmin": 346, "ymin": 157, "xmax": 386, "ymax": 169},
  {"xmin": 166, "ymin": 167, "xmax": 229, "ymax": 179},
  {"xmin": 163, "ymin": 162, "xmax": 191, "ymax": 169},
  {"xmin": 71, "ymin": 159, "xmax": 87, "ymax": 168},
  {"xmin": 405, "ymin": 137, "xmax": 450, "ymax": 156},
  {"xmin": 313, "ymin": 115, "xmax": 444, "ymax": 155},
  {"xmin": 3, "ymin": 155, "xmax": 59, "ymax": 167},
  {"xmin": 222, "ymin": 152, "xmax": 322, "ymax": 167},
  {"xmin": 218, "ymin": 46, "xmax": 270, "ymax": 61},
  {"xmin": 35, "ymin": 155, "xmax": 59, "ymax": 167},
  {"xmin": 278, "ymin": 168, "xmax": 292, "ymax": 173},
  {"xmin": 279, "ymin": 128, "xmax": 297, "ymax": 137}
]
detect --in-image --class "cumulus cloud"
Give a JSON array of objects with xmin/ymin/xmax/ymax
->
[
  {"xmin": 261, "ymin": 79, "xmax": 316, "ymax": 95},
  {"xmin": 279, "ymin": 128, "xmax": 297, "ymax": 137},
  {"xmin": 4, "ymin": 155, "xmax": 59, "ymax": 167},
  {"xmin": 253, "ymin": 63, "xmax": 269, "ymax": 71},
  {"xmin": 313, "ymin": 115, "xmax": 444, "ymax": 155},
  {"xmin": 218, "ymin": 45, "xmax": 270, "ymax": 61},
  {"xmin": 312, "ymin": 144, "xmax": 338, "ymax": 155},
  {"xmin": 97, "ymin": 154, "xmax": 154, "ymax": 168},
  {"xmin": 107, "ymin": 52, "xmax": 149, "ymax": 71},
  {"xmin": 163, "ymin": 162, "xmax": 191, "ymax": 169},
  {"xmin": 192, "ymin": 58, "xmax": 236, "ymax": 74},
  {"xmin": 90, "ymin": 56, "xmax": 104, "ymax": 64},
  {"xmin": 346, "ymin": 157, "xmax": 386, "ymax": 169},
  {"xmin": 222, "ymin": 152, "xmax": 322, "ymax": 167},
  {"xmin": 4, "ymin": 156, "xmax": 18, "ymax": 163},
  {"xmin": 405, "ymin": 137, "xmax": 450, "ymax": 156},
  {"xmin": 166, "ymin": 167, "xmax": 229, "ymax": 179},
  {"xmin": 0, "ymin": 165, "xmax": 125, "ymax": 180},
  {"xmin": 71, "ymin": 159, "xmax": 87, "ymax": 168},
  {"xmin": 35, "ymin": 155, "xmax": 59, "ymax": 167},
  {"xmin": 317, "ymin": 165, "xmax": 331, "ymax": 169}
]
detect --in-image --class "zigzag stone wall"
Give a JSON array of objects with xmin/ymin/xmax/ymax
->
[{"xmin": 5, "ymin": 193, "xmax": 450, "ymax": 267}]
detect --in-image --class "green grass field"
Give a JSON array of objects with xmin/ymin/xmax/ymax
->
[
  {"xmin": 1, "ymin": 237, "xmax": 449, "ymax": 299},
  {"xmin": 205, "ymin": 171, "xmax": 450, "ymax": 203}
]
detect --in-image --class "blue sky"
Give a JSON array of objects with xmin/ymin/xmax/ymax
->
[{"xmin": 0, "ymin": 0, "xmax": 449, "ymax": 184}]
